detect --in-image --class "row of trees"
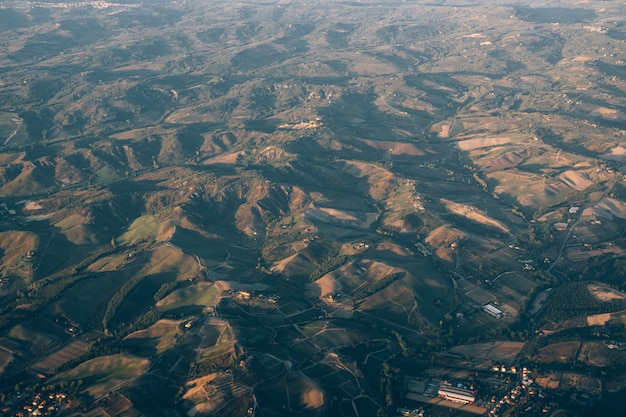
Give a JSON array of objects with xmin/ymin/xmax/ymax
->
[
  {"xmin": 102, "ymin": 274, "xmax": 146, "ymax": 333},
  {"xmin": 309, "ymin": 255, "xmax": 348, "ymax": 281},
  {"xmin": 378, "ymin": 362, "xmax": 400, "ymax": 416},
  {"xmin": 354, "ymin": 273, "xmax": 404, "ymax": 302},
  {"xmin": 154, "ymin": 281, "xmax": 179, "ymax": 302}
]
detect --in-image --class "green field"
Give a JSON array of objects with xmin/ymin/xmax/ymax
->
[
  {"xmin": 93, "ymin": 165, "xmax": 123, "ymax": 185},
  {"xmin": 55, "ymin": 214, "xmax": 105, "ymax": 246},
  {"xmin": 197, "ymin": 324, "xmax": 232, "ymax": 361},
  {"xmin": 156, "ymin": 282, "xmax": 217, "ymax": 313},
  {"xmin": 117, "ymin": 215, "xmax": 159, "ymax": 246},
  {"xmin": 51, "ymin": 353, "xmax": 149, "ymax": 398},
  {"xmin": 300, "ymin": 321, "xmax": 327, "ymax": 338},
  {"xmin": 497, "ymin": 272, "xmax": 537, "ymax": 295}
]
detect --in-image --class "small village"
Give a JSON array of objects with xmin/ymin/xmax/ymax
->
[
  {"xmin": 2, "ymin": 390, "xmax": 71, "ymax": 417},
  {"xmin": 398, "ymin": 362, "xmax": 592, "ymax": 417}
]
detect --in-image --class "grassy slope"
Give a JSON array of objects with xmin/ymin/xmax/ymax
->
[
  {"xmin": 50, "ymin": 353, "xmax": 149, "ymax": 398},
  {"xmin": 156, "ymin": 282, "xmax": 217, "ymax": 313}
]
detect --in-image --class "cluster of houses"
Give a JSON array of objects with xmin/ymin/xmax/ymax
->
[
  {"xmin": 491, "ymin": 364, "xmax": 519, "ymax": 374},
  {"xmin": 2, "ymin": 391, "xmax": 69, "ymax": 417},
  {"xmin": 489, "ymin": 367, "xmax": 536, "ymax": 417},
  {"xmin": 233, "ymin": 290, "xmax": 280, "ymax": 304},
  {"xmin": 403, "ymin": 364, "xmax": 574, "ymax": 417}
]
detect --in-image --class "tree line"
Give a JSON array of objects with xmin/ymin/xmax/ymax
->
[{"xmin": 539, "ymin": 281, "xmax": 626, "ymax": 325}]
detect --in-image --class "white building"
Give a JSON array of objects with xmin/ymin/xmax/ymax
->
[
  {"xmin": 438, "ymin": 385, "xmax": 476, "ymax": 404},
  {"xmin": 483, "ymin": 303, "xmax": 504, "ymax": 318}
]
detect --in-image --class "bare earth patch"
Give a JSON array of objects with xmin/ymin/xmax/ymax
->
[
  {"xmin": 537, "ymin": 208, "xmax": 567, "ymax": 223},
  {"xmin": 426, "ymin": 225, "xmax": 466, "ymax": 248},
  {"xmin": 214, "ymin": 280, "xmax": 268, "ymax": 292},
  {"xmin": 459, "ymin": 33, "xmax": 486, "ymax": 38},
  {"xmin": 587, "ymin": 197, "xmax": 626, "ymax": 220},
  {"xmin": 305, "ymin": 207, "xmax": 377, "ymax": 229},
  {"xmin": 24, "ymin": 201, "xmax": 44, "ymax": 210},
  {"xmin": 374, "ymin": 242, "xmax": 410, "ymax": 255},
  {"xmin": 557, "ymin": 170, "xmax": 594, "ymax": 191},
  {"xmin": 315, "ymin": 274, "xmax": 342, "ymax": 298},
  {"xmin": 475, "ymin": 149, "xmax": 527, "ymax": 172},
  {"xmin": 602, "ymin": 145, "xmax": 626, "ymax": 162},
  {"xmin": 202, "ymin": 151, "xmax": 244, "ymax": 165},
  {"xmin": 362, "ymin": 139, "xmax": 433, "ymax": 157},
  {"xmin": 587, "ymin": 312, "xmax": 612, "ymax": 326},
  {"xmin": 184, "ymin": 374, "xmax": 219, "ymax": 416},
  {"xmin": 441, "ymin": 199, "xmax": 510, "ymax": 234},
  {"xmin": 438, "ymin": 123, "xmax": 451, "ymax": 138},
  {"xmin": 591, "ymin": 106, "xmax": 619, "ymax": 119},
  {"xmin": 278, "ymin": 120, "xmax": 321, "ymax": 130},
  {"xmin": 456, "ymin": 136, "xmax": 511, "ymax": 151},
  {"xmin": 301, "ymin": 386, "xmax": 324, "ymax": 409},
  {"xmin": 588, "ymin": 284, "xmax": 626, "ymax": 301}
]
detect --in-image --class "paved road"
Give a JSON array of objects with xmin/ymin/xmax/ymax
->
[
  {"xmin": 548, "ymin": 172, "xmax": 621, "ymax": 273},
  {"xmin": 547, "ymin": 219, "xmax": 578, "ymax": 273}
]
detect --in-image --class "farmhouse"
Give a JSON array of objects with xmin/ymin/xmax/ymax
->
[
  {"xmin": 483, "ymin": 303, "xmax": 504, "ymax": 318},
  {"xmin": 438, "ymin": 384, "xmax": 476, "ymax": 404},
  {"xmin": 237, "ymin": 291, "xmax": 251, "ymax": 300}
]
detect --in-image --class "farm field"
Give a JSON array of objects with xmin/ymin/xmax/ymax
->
[
  {"xmin": 448, "ymin": 341, "xmax": 525, "ymax": 364},
  {"xmin": 538, "ymin": 342, "xmax": 582, "ymax": 364},
  {"xmin": 123, "ymin": 319, "xmax": 183, "ymax": 355},
  {"xmin": 31, "ymin": 340, "xmax": 90, "ymax": 375},
  {"xmin": 156, "ymin": 282, "xmax": 218, "ymax": 313},
  {"xmin": 51, "ymin": 354, "xmax": 150, "ymax": 398}
]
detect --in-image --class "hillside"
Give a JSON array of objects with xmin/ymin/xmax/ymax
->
[{"xmin": 0, "ymin": 0, "xmax": 625, "ymax": 416}]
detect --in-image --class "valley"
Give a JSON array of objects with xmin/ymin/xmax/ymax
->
[{"xmin": 0, "ymin": 1, "xmax": 625, "ymax": 416}]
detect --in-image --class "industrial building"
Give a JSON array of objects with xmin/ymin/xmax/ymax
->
[
  {"xmin": 483, "ymin": 303, "xmax": 504, "ymax": 318},
  {"xmin": 438, "ymin": 384, "xmax": 476, "ymax": 404}
]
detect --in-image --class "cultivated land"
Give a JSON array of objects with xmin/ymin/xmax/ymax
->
[{"xmin": 0, "ymin": 0, "xmax": 625, "ymax": 416}]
